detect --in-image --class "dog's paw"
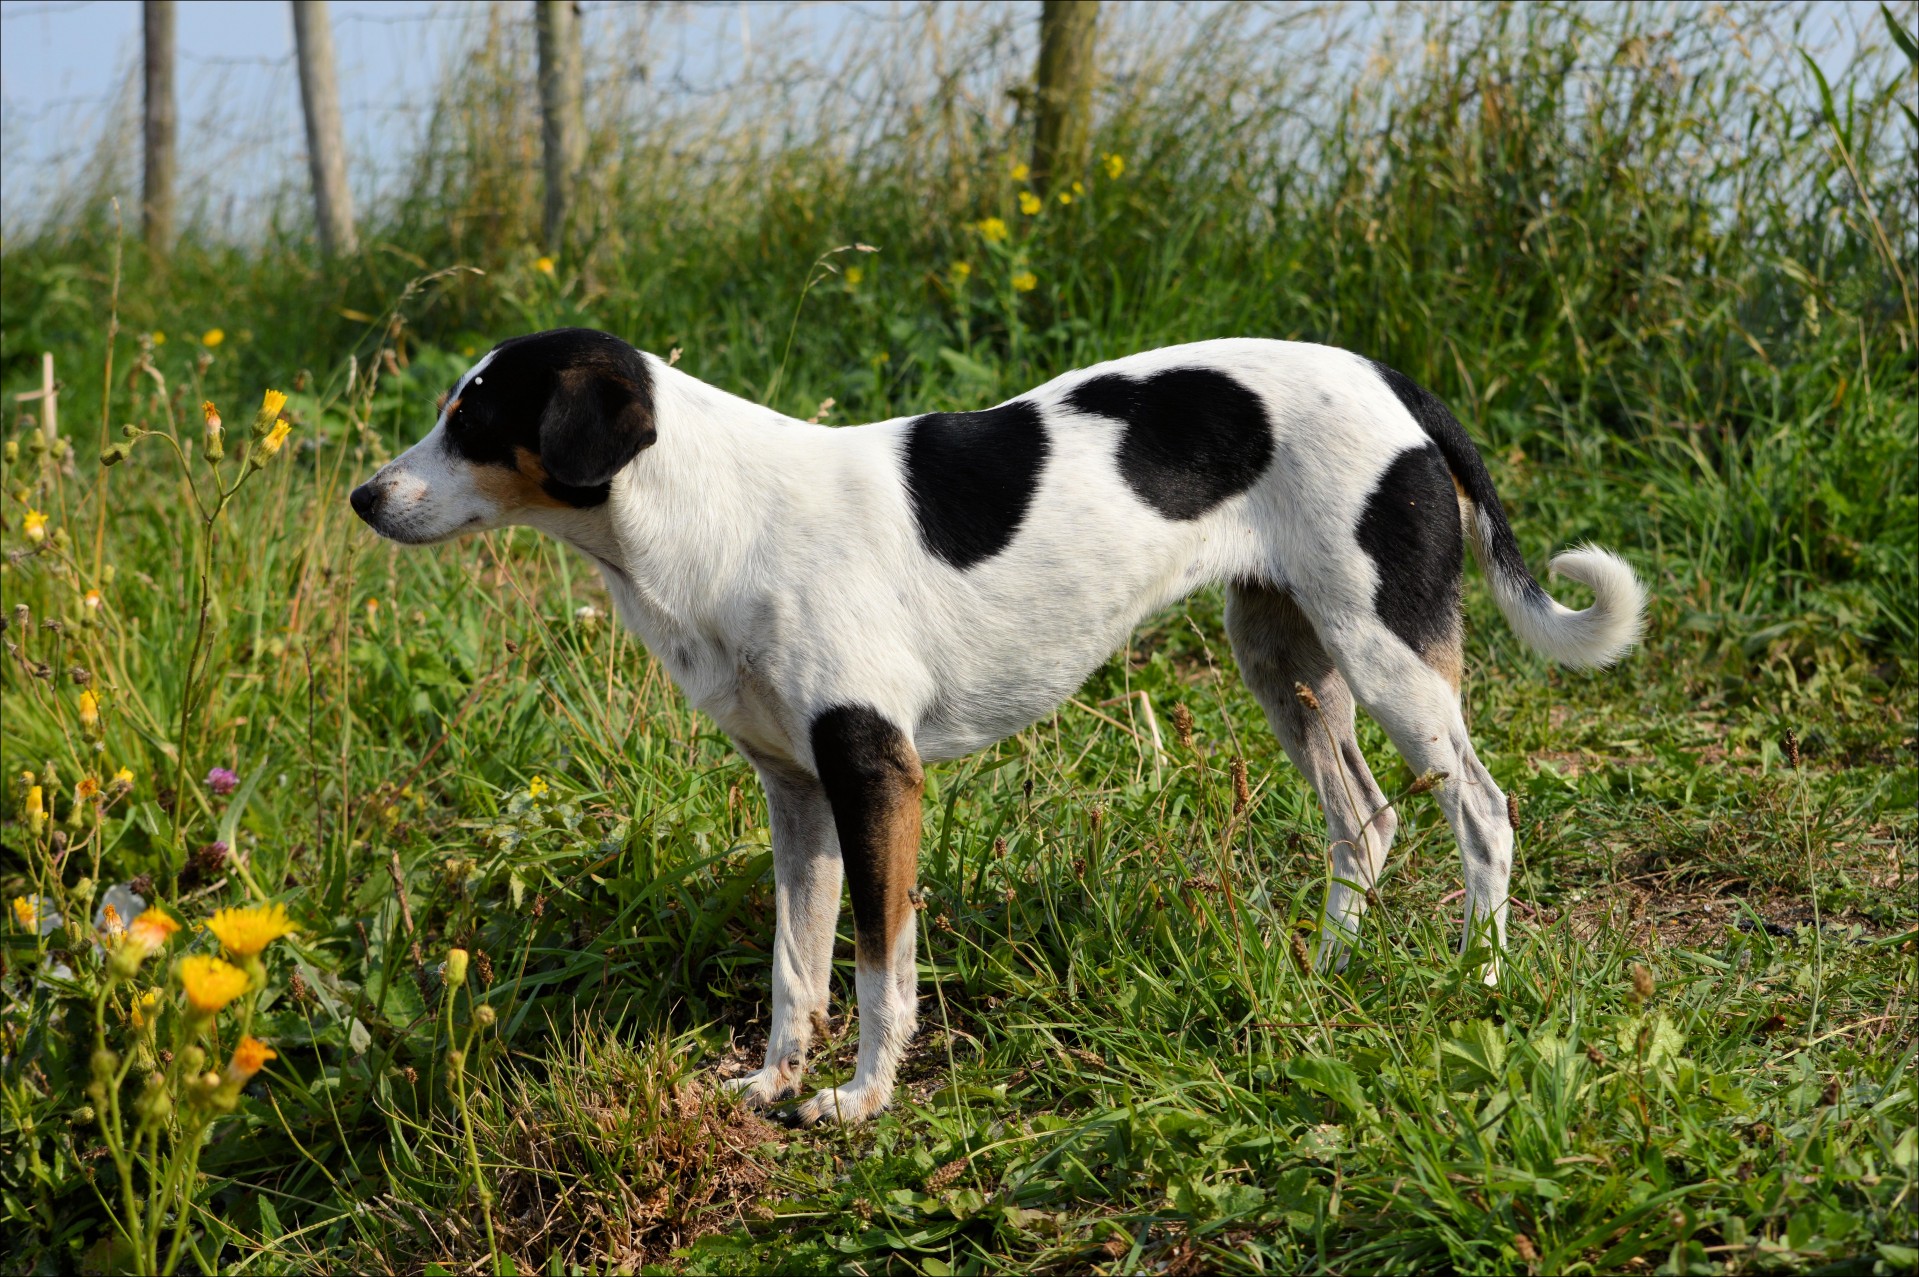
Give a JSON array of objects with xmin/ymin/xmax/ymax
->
[
  {"xmin": 722, "ymin": 1065, "xmax": 801, "ymax": 1108},
  {"xmin": 793, "ymin": 1084, "xmax": 887, "ymax": 1127}
]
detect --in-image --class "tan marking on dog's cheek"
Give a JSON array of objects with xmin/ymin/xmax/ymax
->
[{"xmin": 471, "ymin": 448, "xmax": 569, "ymax": 513}]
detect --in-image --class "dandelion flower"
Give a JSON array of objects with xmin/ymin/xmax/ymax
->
[
  {"xmin": 257, "ymin": 389, "xmax": 288, "ymax": 432},
  {"xmin": 527, "ymin": 775, "xmax": 549, "ymax": 799},
  {"xmin": 152, "ymin": 331, "xmax": 167, "ymax": 345},
  {"xmin": 1011, "ymin": 270, "xmax": 1038, "ymax": 293},
  {"xmin": 1018, "ymin": 191, "xmax": 1043, "ymax": 216},
  {"xmin": 23, "ymin": 509, "xmax": 48, "ymax": 543},
  {"xmin": 12, "ymin": 894, "xmax": 59, "ymax": 935},
  {"xmin": 844, "ymin": 266, "xmax": 864, "ymax": 288},
  {"xmin": 178, "ymin": 954, "xmax": 248, "ymax": 1014},
  {"xmin": 1104, "ymin": 153, "xmax": 1125, "ymax": 179},
  {"xmin": 78, "ymin": 689, "xmax": 100, "ymax": 734},
  {"xmin": 129, "ymin": 988, "xmax": 162, "ymax": 1029},
  {"xmin": 111, "ymin": 767, "xmax": 135, "ymax": 793},
  {"xmin": 127, "ymin": 909, "xmax": 180, "ymax": 956},
  {"xmin": 206, "ymin": 767, "xmax": 239, "ymax": 796},
  {"xmin": 535, "ymin": 256, "xmax": 556, "ymax": 276},
  {"xmin": 201, "ymin": 328, "xmax": 225, "ymax": 348},
  {"xmin": 223, "ymin": 1035, "xmax": 277, "ymax": 1085},
  {"xmin": 1056, "ymin": 190, "xmax": 1072, "ymax": 205},
  {"xmin": 256, "ymin": 419, "xmax": 291, "ymax": 460},
  {"xmin": 950, "ymin": 261, "xmax": 972, "ymax": 282},
  {"xmin": 976, "ymin": 217, "xmax": 1009, "ymax": 243},
  {"xmin": 207, "ymin": 902, "xmax": 296, "ymax": 957},
  {"xmin": 1011, "ymin": 161, "xmax": 1030, "ymax": 181}
]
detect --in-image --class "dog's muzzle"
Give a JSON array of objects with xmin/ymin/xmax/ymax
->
[{"xmin": 349, "ymin": 482, "xmax": 382, "ymax": 526}]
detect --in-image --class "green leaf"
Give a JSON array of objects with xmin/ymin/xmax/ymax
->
[{"xmin": 1883, "ymin": 4, "xmax": 1918, "ymax": 65}]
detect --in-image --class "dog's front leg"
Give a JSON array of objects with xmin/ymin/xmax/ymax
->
[
  {"xmin": 724, "ymin": 761, "xmax": 842, "ymax": 1107},
  {"xmin": 795, "ymin": 706, "xmax": 923, "ymax": 1126}
]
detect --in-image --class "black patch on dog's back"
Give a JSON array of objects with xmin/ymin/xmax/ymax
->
[
  {"xmin": 1067, "ymin": 367, "xmax": 1273, "ymax": 520},
  {"xmin": 903, "ymin": 401, "xmax": 1050, "ymax": 569},
  {"xmin": 1355, "ymin": 443, "xmax": 1463, "ymax": 654}
]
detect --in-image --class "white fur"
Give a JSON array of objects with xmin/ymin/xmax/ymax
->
[{"xmin": 361, "ymin": 337, "xmax": 1644, "ymax": 1116}]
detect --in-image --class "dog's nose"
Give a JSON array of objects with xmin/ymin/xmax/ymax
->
[{"xmin": 349, "ymin": 483, "xmax": 381, "ymax": 524}]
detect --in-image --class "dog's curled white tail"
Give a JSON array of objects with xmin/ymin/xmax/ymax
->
[{"xmin": 1486, "ymin": 540, "xmax": 1645, "ymax": 669}]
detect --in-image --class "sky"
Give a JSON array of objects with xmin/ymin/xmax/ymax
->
[{"xmin": 0, "ymin": 1, "xmax": 1892, "ymax": 238}]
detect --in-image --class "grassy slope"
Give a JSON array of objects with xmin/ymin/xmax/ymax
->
[{"xmin": 2, "ymin": 3, "xmax": 1915, "ymax": 1273}]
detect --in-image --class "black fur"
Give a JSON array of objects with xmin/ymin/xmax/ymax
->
[
  {"xmin": 1355, "ymin": 443, "xmax": 1463, "ymax": 655},
  {"xmin": 442, "ymin": 328, "xmax": 656, "ymax": 504},
  {"xmin": 903, "ymin": 401, "xmax": 1050, "ymax": 569},
  {"xmin": 810, "ymin": 705, "xmax": 920, "ymax": 954},
  {"xmin": 1368, "ymin": 360, "xmax": 1544, "ymax": 606},
  {"xmin": 1066, "ymin": 366, "xmax": 1273, "ymax": 520}
]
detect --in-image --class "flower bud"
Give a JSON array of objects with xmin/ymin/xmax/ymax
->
[
  {"xmin": 475, "ymin": 1004, "xmax": 497, "ymax": 1027},
  {"xmin": 444, "ymin": 948, "xmax": 469, "ymax": 988},
  {"xmin": 91, "ymin": 1048, "xmax": 120, "ymax": 1082},
  {"xmin": 69, "ymin": 1105, "xmax": 95, "ymax": 1124},
  {"xmin": 24, "ymin": 785, "xmax": 45, "ymax": 835}
]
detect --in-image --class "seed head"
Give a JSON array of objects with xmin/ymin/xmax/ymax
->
[
  {"xmin": 1231, "ymin": 757, "xmax": 1250, "ymax": 814},
  {"xmin": 1630, "ymin": 963, "xmax": 1655, "ymax": 1002},
  {"xmin": 1293, "ymin": 682, "xmax": 1320, "ymax": 712},
  {"xmin": 1506, "ymin": 793, "xmax": 1520, "ymax": 830},
  {"xmin": 925, "ymin": 1157, "xmax": 969, "ymax": 1193},
  {"xmin": 1782, "ymin": 728, "xmax": 1800, "ymax": 770},
  {"xmin": 1169, "ymin": 702, "xmax": 1195, "ymax": 750}
]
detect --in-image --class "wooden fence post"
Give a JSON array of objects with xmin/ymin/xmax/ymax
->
[
  {"xmin": 1031, "ymin": 0, "xmax": 1099, "ymax": 194},
  {"xmin": 292, "ymin": 1, "xmax": 359, "ymax": 257},
  {"xmin": 537, "ymin": 0, "xmax": 586, "ymax": 258},
  {"xmin": 142, "ymin": 0, "xmax": 176, "ymax": 257}
]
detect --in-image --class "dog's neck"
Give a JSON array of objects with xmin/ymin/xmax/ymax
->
[{"xmin": 536, "ymin": 359, "xmax": 820, "ymax": 660}]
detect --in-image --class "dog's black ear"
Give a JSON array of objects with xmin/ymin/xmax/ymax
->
[{"xmin": 538, "ymin": 351, "xmax": 656, "ymax": 489}]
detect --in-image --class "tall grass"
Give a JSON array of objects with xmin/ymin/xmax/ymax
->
[{"xmin": 1, "ymin": 3, "xmax": 1914, "ymax": 1272}]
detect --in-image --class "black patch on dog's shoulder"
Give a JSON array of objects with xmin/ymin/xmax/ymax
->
[
  {"xmin": 903, "ymin": 401, "xmax": 1049, "ymax": 569},
  {"xmin": 441, "ymin": 328, "xmax": 656, "ymax": 507},
  {"xmin": 1355, "ymin": 443, "xmax": 1463, "ymax": 655},
  {"xmin": 1067, "ymin": 367, "xmax": 1273, "ymax": 520}
]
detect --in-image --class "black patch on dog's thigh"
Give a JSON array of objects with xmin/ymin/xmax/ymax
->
[
  {"xmin": 810, "ymin": 705, "xmax": 922, "ymax": 954},
  {"xmin": 903, "ymin": 401, "xmax": 1049, "ymax": 569},
  {"xmin": 1067, "ymin": 367, "xmax": 1273, "ymax": 520},
  {"xmin": 1355, "ymin": 443, "xmax": 1463, "ymax": 655}
]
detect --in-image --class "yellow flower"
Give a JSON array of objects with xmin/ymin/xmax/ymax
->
[
  {"xmin": 151, "ymin": 331, "xmax": 167, "ymax": 345},
  {"xmin": 535, "ymin": 256, "xmax": 556, "ymax": 276},
  {"xmin": 1018, "ymin": 191, "xmax": 1043, "ymax": 216},
  {"xmin": 527, "ymin": 775, "xmax": 549, "ymax": 799},
  {"xmin": 1011, "ymin": 270, "xmax": 1038, "ymax": 293},
  {"xmin": 1104, "ymin": 153, "xmax": 1125, "ymax": 179},
  {"xmin": 259, "ymin": 388, "xmax": 288, "ymax": 421},
  {"xmin": 201, "ymin": 328, "xmax": 225, "ymax": 348},
  {"xmin": 23, "ymin": 509, "xmax": 48, "ymax": 543},
  {"xmin": 1072, "ymin": 180, "xmax": 1084, "ymax": 195},
  {"xmin": 178, "ymin": 954, "xmax": 249, "ymax": 1014},
  {"xmin": 127, "ymin": 909, "xmax": 180, "ymax": 956},
  {"xmin": 129, "ymin": 988, "xmax": 162, "ymax": 1029},
  {"xmin": 257, "ymin": 419, "xmax": 292, "ymax": 459},
  {"xmin": 113, "ymin": 767, "xmax": 135, "ymax": 788},
  {"xmin": 224, "ymin": 1035, "xmax": 277, "ymax": 1084},
  {"xmin": 950, "ymin": 261, "xmax": 972, "ymax": 282},
  {"xmin": 78, "ymin": 689, "xmax": 100, "ymax": 734},
  {"xmin": 976, "ymin": 217, "xmax": 1009, "ymax": 243},
  {"xmin": 1011, "ymin": 161, "xmax": 1030, "ymax": 181},
  {"xmin": 844, "ymin": 266, "xmax": 864, "ymax": 288},
  {"xmin": 1056, "ymin": 189, "xmax": 1072, "ymax": 205},
  {"xmin": 24, "ymin": 785, "xmax": 45, "ymax": 833},
  {"xmin": 206, "ymin": 902, "xmax": 296, "ymax": 957},
  {"xmin": 74, "ymin": 775, "xmax": 100, "ymax": 801},
  {"xmin": 11, "ymin": 896, "xmax": 43, "ymax": 930}
]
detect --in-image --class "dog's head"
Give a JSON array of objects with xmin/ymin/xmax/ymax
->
[{"xmin": 350, "ymin": 328, "xmax": 655, "ymax": 544}]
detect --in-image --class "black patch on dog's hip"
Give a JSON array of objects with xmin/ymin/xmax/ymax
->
[
  {"xmin": 1355, "ymin": 443, "xmax": 1464, "ymax": 654},
  {"xmin": 1067, "ymin": 366, "xmax": 1274, "ymax": 520},
  {"xmin": 903, "ymin": 401, "xmax": 1050, "ymax": 569}
]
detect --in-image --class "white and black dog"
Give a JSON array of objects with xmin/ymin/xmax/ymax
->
[{"xmin": 351, "ymin": 329, "xmax": 1643, "ymax": 1124}]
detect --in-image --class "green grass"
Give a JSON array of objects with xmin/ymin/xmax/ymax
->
[{"xmin": 2, "ymin": 2, "xmax": 1915, "ymax": 1273}]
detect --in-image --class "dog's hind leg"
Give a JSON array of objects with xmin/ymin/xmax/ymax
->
[
  {"xmin": 725, "ymin": 752, "xmax": 843, "ymax": 1107},
  {"xmin": 796, "ymin": 704, "xmax": 923, "ymax": 1125},
  {"xmin": 1226, "ymin": 582, "xmax": 1398, "ymax": 971}
]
